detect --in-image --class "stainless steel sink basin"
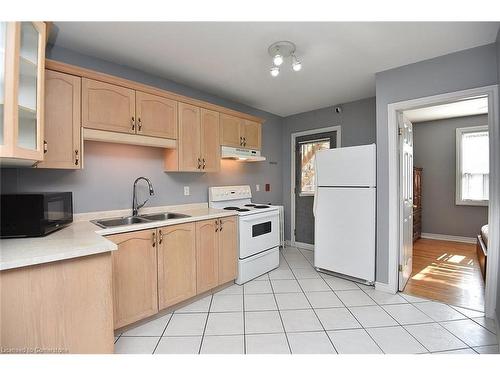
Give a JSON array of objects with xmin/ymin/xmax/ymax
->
[
  {"xmin": 91, "ymin": 216, "xmax": 150, "ymax": 228},
  {"xmin": 139, "ymin": 212, "xmax": 191, "ymax": 221}
]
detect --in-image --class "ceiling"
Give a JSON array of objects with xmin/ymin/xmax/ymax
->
[
  {"xmin": 405, "ymin": 97, "xmax": 488, "ymax": 123},
  {"xmin": 50, "ymin": 22, "xmax": 500, "ymax": 117}
]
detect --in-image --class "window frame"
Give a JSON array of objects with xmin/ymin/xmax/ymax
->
[
  {"xmin": 455, "ymin": 125, "xmax": 489, "ymax": 206},
  {"xmin": 298, "ymin": 138, "xmax": 331, "ymax": 197}
]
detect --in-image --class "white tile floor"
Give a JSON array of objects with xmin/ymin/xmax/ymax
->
[{"xmin": 114, "ymin": 246, "xmax": 499, "ymax": 354}]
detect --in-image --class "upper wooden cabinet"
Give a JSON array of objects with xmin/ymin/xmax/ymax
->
[
  {"xmin": 0, "ymin": 22, "xmax": 46, "ymax": 166},
  {"xmin": 165, "ymin": 103, "xmax": 221, "ymax": 172},
  {"xmin": 37, "ymin": 70, "xmax": 81, "ymax": 169},
  {"xmin": 157, "ymin": 223, "xmax": 197, "ymax": 310},
  {"xmin": 136, "ymin": 91, "xmax": 177, "ymax": 139},
  {"xmin": 220, "ymin": 114, "xmax": 262, "ymax": 150},
  {"xmin": 106, "ymin": 229, "xmax": 158, "ymax": 329},
  {"xmin": 82, "ymin": 78, "xmax": 136, "ymax": 134},
  {"xmin": 242, "ymin": 120, "xmax": 262, "ymax": 150},
  {"xmin": 220, "ymin": 114, "xmax": 243, "ymax": 148}
]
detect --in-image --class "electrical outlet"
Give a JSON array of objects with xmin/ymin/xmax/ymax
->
[
  {"xmin": 256, "ymin": 184, "xmax": 260, "ymax": 192},
  {"xmin": 184, "ymin": 186, "xmax": 190, "ymax": 196},
  {"xmin": 265, "ymin": 184, "xmax": 271, "ymax": 192}
]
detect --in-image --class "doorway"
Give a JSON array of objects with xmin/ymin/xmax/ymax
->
[
  {"xmin": 388, "ymin": 85, "xmax": 499, "ymax": 318},
  {"xmin": 290, "ymin": 126, "xmax": 341, "ymax": 248}
]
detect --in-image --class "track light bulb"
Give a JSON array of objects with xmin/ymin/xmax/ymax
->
[
  {"xmin": 270, "ymin": 66, "xmax": 280, "ymax": 77},
  {"xmin": 273, "ymin": 54, "xmax": 284, "ymax": 66}
]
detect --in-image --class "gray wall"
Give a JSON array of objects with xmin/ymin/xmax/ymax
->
[
  {"xmin": 281, "ymin": 97, "xmax": 376, "ymax": 240},
  {"xmin": 413, "ymin": 114, "xmax": 488, "ymax": 237},
  {"xmin": 375, "ymin": 43, "xmax": 498, "ymax": 284},
  {"xmin": 1, "ymin": 45, "xmax": 285, "ymax": 212},
  {"xmin": 495, "ymin": 27, "xmax": 500, "ymax": 328}
]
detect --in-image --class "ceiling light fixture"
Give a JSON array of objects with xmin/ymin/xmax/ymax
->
[{"xmin": 268, "ymin": 41, "xmax": 302, "ymax": 77}]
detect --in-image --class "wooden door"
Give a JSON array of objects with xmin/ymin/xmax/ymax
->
[
  {"xmin": 157, "ymin": 223, "xmax": 197, "ymax": 310},
  {"xmin": 107, "ymin": 229, "xmax": 158, "ymax": 329},
  {"xmin": 136, "ymin": 91, "xmax": 177, "ymax": 139},
  {"xmin": 218, "ymin": 216, "xmax": 238, "ymax": 284},
  {"xmin": 38, "ymin": 70, "xmax": 81, "ymax": 169},
  {"xmin": 242, "ymin": 120, "xmax": 262, "ymax": 150},
  {"xmin": 178, "ymin": 102, "xmax": 201, "ymax": 171},
  {"xmin": 196, "ymin": 220, "xmax": 219, "ymax": 293},
  {"xmin": 82, "ymin": 78, "xmax": 135, "ymax": 134},
  {"xmin": 399, "ymin": 113, "xmax": 414, "ymax": 291},
  {"xmin": 220, "ymin": 114, "xmax": 242, "ymax": 147},
  {"xmin": 200, "ymin": 108, "xmax": 220, "ymax": 172}
]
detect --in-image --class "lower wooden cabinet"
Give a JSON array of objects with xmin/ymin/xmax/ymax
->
[
  {"xmin": 157, "ymin": 223, "xmax": 197, "ymax": 309},
  {"xmin": 218, "ymin": 216, "xmax": 238, "ymax": 284},
  {"xmin": 196, "ymin": 219, "xmax": 220, "ymax": 294},
  {"xmin": 107, "ymin": 229, "xmax": 158, "ymax": 329}
]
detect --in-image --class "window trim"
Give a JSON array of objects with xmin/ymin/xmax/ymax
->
[
  {"xmin": 455, "ymin": 125, "xmax": 489, "ymax": 206},
  {"xmin": 299, "ymin": 138, "xmax": 331, "ymax": 196}
]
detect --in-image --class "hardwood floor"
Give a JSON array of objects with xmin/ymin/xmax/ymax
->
[{"xmin": 403, "ymin": 238, "xmax": 485, "ymax": 311}]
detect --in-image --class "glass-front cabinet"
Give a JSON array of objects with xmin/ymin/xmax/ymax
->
[{"xmin": 0, "ymin": 22, "xmax": 46, "ymax": 166}]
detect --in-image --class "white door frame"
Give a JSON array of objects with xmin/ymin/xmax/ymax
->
[
  {"xmin": 385, "ymin": 84, "xmax": 499, "ymax": 318},
  {"xmin": 290, "ymin": 125, "xmax": 342, "ymax": 249}
]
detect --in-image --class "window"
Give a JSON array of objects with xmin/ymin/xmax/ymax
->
[
  {"xmin": 456, "ymin": 126, "xmax": 489, "ymax": 206},
  {"xmin": 300, "ymin": 139, "xmax": 330, "ymax": 195}
]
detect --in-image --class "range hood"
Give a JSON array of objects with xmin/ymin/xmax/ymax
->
[{"xmin": 221, "ymin": 146, "xmax": 266, "ymax": 162}]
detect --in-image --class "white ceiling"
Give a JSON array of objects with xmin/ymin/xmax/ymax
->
[
  {"xmin": 50, "ymin": 22, "xmax": 500, "ymax": 117},
  {"xmin": 405, "ymin": 97, "xmax": 488, "ymax": 123}
]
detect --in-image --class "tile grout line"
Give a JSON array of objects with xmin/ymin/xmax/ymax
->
[
  {"xmin": 242, "ymin": 282, "xmax": 247, "ymax": 354},
  {"xmin": 151, "ymin": 313, "xmax": 174, "ymax": 354},
  {"xmin": 282, "ymin": 246, "xmax": 339, "ymax": 354},
  {"xmin": 197, "ymin": 294, "xmax": 214, "ymax": 354}
]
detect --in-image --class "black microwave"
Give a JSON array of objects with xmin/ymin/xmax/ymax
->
[{"xmin": 0, "ymin": 192, "xmax": 73, "ymax": 238}]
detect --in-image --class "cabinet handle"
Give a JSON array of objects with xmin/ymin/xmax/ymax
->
[
  {"xmin": 197, "ymin": 158, "xmax": 201, "ymax": 169},
  {"xmin": 158, "ymin": 229, "xmax": 163, "ymax": 245},
  {"xmin": 215, "ymin": 220, "xmax": 219, "ymax": 232},
  {"xmin": 138, "ymin": 117, "xmax": 142, "ymax": 132},
  {"xmin": 43, "ymin": 140, "xmax": 48, "ymax": 154},
  {"xmin": 152, "ymin": 232, "xmax": 156, "ymax": 247},
  {"xmin": 243, "ymin": 137, "xmax": 247, "ymax": 146},
  {"xmin": 239, "ymin": 136, "xmax": 243, "ymax": 146},
  {"xmin": 219, "ymin": 219, "xmax": 223, "ymax": 231},
  {"xmin": 202, "ymin": 158, "xmax": 206, "ymax": 169},
  {"xmin": 74, "ymin": 150, "xmax": 79, "ymax": 166},
  {"xmin": 131, "ymin": 116, "xmax": 135, "ymax": 131}
]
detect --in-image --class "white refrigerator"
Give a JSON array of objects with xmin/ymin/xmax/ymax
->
[{"xmin": 313, "ymin": 143, "xmax": 376, "ymax": 283}]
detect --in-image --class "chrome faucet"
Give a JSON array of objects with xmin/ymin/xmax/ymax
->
[{"xmin": 132, "ymin": 177, "xmax": 155, "ymax": 216}]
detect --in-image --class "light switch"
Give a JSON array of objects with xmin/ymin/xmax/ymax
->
[
  {"xmin": 256, "ymin": 184, "xmax": 260, "ymax": 192},
  {"xmin": 184, "ymin": 186, "xmax": 190, "ymax": 196}
]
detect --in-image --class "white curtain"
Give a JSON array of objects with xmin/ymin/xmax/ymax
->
[{"xmin": 461, "ymin": 130, "xmax": 489, "ymax": 201}]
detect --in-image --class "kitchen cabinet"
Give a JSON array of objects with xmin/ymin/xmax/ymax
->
[
  {"xmin": 0, "ymin": 22, "xmax": 46, "ymax": 166},
  {"xmin": 37, "ymin": 69, "xmax": 81, "ymax": 169},
  {"xmin": 0, "ymin": 252, "xmax": 114, "ymax": 354},
  {"xmin": 136, "ymin": 91, "xmax": 177, "ymax": 139},
  {"xmin": 165, "ymin": 103, "xmax": 221, "ymax": 172},
  {"xmin": 157, "ymin": 223, "xmax": 197, "ymax": 309},
  {"xmin": 82, "ymin": 78, "xmax": 136, "ymax": 134},
  {"xmin": 220, "ymin": 114, "xmax": 262, "ymax": 150},
  {"xmin": 107, "ymin": 229, "xmax": 158, "ymax": 329},
  {"xmin": 218, "ymin": 216, "xmax": 238, "ymax": 284},
  {"xmin": 196, "ymin": 219, "xmax": 220, "ymax": 294}
]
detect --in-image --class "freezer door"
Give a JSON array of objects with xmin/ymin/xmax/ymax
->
[
  {"xmin": 316, "ymin": 144, "xmax": 376, "ymax": 187},
  {"xmin": 314, "ymin": 187, "xmax": 375, "ymax": 282}
]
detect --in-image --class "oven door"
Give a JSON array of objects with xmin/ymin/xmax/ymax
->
[{"xmin": 239, "ymin": 210, "xmax": 280, "ymax": 259}]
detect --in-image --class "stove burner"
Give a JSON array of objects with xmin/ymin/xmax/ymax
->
[
  {"xmin": 237, "ymin": 208, "xmax": 250, "ymax": 212},
  {"xmin": 254, "ymin": 205, "xmax": 270, "ymax": 209},
  {"xmin": 224, "ymin": 207, "xmax": 240, "ymax": 210},
  {"xmin": 244, "ymin": 204, "xmax": 256, "ymax": 207}
]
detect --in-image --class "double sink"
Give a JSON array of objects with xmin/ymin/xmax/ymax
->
[{"xmin": 91, "ymin": 212, "xmax": 191, "ymax": 229}]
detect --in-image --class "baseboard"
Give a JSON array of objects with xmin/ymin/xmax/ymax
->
[
  {"xmin": 293, "ymin": 241, "xmax": 314, "ymax": 251},
  {"xmin": 375, "ymin": 281, "xmax": 396, "ymax": 294},
  {"xmin": 421, "ymin": 232, "xmax": 476, "ymax": 244}
]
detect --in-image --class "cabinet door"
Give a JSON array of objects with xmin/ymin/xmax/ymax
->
[
  {"xmin": 242, "ymin": 120, "xmax": 261, "ymax": 150},
  {"xmin": 136, "ymin": 91, "xmax": 177, "ymax": 139},
  {"xmin": 107, "ymin": 229, "xmax": 158, "ymax": 329},
  {"xmin": 220, "ymin": 114, "xmax": 242, "ymax": 147},
  {"xmin": 178, "ymin": 102, "xmax": 201, "ymax": 171},
  {"xmin": 157, "ymin": 223, "xmax": 197, "ymax": 310},
  {"xmin": 200, "ymin": 108, "xmax": 220, "ymax": 172},
  {"xmin": 218, "ymin": 216, "xmax": 238, "ymax": 284},
  {"xmin": 37, "ymin": 70, "xmax": 81, "ymax": 169},
  {"xmin": 196, "ymin": 220, "xmax": 219, "ymax": 294},
  {"xmin": 82, "ymin": 78, "xmax": 135, "ymax": 134}
]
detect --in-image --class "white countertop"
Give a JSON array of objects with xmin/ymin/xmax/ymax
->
[{"xmin": 0, "ymin": 205, "xmax": 235, "ymax": 271}]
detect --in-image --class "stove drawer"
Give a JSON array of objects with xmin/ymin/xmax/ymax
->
[{"xmin": 239, "ymin": 210, "xmax": 280, "ymax": 259}]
